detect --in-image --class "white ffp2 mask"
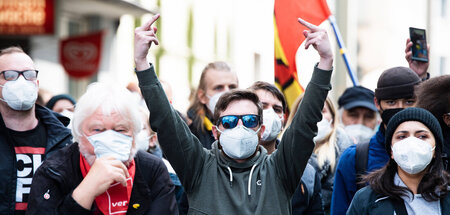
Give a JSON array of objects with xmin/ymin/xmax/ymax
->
[
  {"xmin": 0, "ymin": 76, "xmax": 38, "ymax": 111},
  {"xmin": 261, "ymin": 108, "xmax": 282, "ymax": 141},
  {"xmin": 344, "ymin": 124, "xmax": 375, "ymax": 144},
  {"xmin": 314, "ymin": 117, "xmax": 332, "ymax": 143},
  {"xmin": 207, "ymin": 92, "xmax": 225, "ymax": 114},
  {"xmin": 218, "ymin": 125, "xmax": 260, "ymax": 159},
  {"xmin": 87, "ymin": 130, "xmax": 133, "ymax": 162},
  {"xmin": 392, "ymin": 136, "xmax": 435, "ymax": 175}
]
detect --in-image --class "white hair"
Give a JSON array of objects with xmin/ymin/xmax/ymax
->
[{"xmin": 71, "ymin": 82, "xmax": 143, "ymax": 144}]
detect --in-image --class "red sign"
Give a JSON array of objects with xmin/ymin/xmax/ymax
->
[
  {"xmin": 0, "ymin": 0, "xmax": 54, "ymax": 35},
  {"xmin": 60, "ymin": 31, "xmax": 104, "ymax": 79}
]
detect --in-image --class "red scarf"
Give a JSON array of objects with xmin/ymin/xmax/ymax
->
[{"xmin": 79, "ymin": 154, "xmax": 136, "ymax": 215}]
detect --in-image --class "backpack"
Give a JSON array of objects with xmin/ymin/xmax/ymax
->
[{"xmin": 355, "ymin": 142, "xmax": 370, "ymax": 191}]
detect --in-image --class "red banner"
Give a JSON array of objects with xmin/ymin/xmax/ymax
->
[
  {"xmin": 0, "ymin": 0, "xmax": 54, "ymax": 35},
  {"xmin": 274, "ymin": 0, "xmax": 331, "ymax": 111},
  {"xmin": 60, "ymin": 31, "xmax": 103, "ymax": 79}
]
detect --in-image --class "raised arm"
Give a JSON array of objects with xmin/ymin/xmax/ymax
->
[
  {"xmin": 272, "ymin": 18, "xmax": 333, "ymax": 194},
  {"xmin": 134, "ymin": 15, "xmax": 206, "ymax": 192}
]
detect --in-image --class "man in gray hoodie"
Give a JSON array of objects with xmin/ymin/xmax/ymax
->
[{"xmin": 134, "ymin": 14, "xmax": 334, "ymax": 214}]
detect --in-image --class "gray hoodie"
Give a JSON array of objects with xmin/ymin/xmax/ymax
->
[{"xmin": 137, "ymin": 64, "xmax": 332, "ymax": 215}]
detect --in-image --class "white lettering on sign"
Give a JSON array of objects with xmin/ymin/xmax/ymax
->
[
  {"xmin": 16, "ymin": 178, "xmax": 31, "ymax": 202},
  {"xmin": 16, "ymin": 154, "xmax": 32, "ymax": 177},
  {"xmin": 112, "ymin": 201, "xmax": 128, "ymax": 207},
  {"xmin": 15, "ymin": 152, "xmax": 44, "ymax": 203}
]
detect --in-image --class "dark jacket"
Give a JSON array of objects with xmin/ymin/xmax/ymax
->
[
  {"xmin": 137, "ymin": 64, "xmax": 332, "ymax": 214},
  {"xmin": 26, "ymin": 143, "xmax": 178, "ymax": 215},
  {"xmin": 443, "ymin": 128, "xmax": 449, "ymax": 172},
  {"xmin": 187, "ymin": 108, "xmax": 215, "ymax": 149},
  {"xmin": 347, "ymin": 186, "xmax": 450, "ymax": 215},
  {"xmin": 331, "ymin": 128, "xmax": 390, "ymax": 215},
  {"xmin": 292, "ymin": 164, "xmax": 324, "ymax": 215},
  {"xmin": 0, "ymin": 104, "xmax": 72, "ymax": 214}
]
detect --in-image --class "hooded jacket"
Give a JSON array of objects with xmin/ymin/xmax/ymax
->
[
  {"xmin": 136, "ymin": 64, "xmax": 332, "ymax": 214},
  {"xmin": 0, "ymin": 104, "xmax": 72, "ymax": 214}
]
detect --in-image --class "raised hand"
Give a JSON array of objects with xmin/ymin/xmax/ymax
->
[
  {"xmin": 134, "ymin": 14, "xmax": 160, "ymax": 71},
  {"xmin": 298, "ymin": 18, "xmax": 333, "ymax": 70},
  {"xmin": 72, "ymin": 156, "xmax": 130, "ymax": 209},
  {"xmin": 405, "ymin": 38, "xmax": 429, "ymax": 79}
]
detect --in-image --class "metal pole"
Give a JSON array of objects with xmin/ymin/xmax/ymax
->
[{"xmin": 328, "ymin": 15, "xmax": 359, "ymax": 86}]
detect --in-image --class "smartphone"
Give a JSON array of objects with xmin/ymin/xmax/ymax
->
[{"xmin": 409, "ymin": 27, "xmax": 428, "ymax": 62}]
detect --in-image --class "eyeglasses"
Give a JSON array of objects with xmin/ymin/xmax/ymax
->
[
  {"xmin": 0, "ymin": 70, "xmax": 39, "ymax": 81},
  {"xmin": 218, "ymin": 114, "xmax": 261, "ymax": 129}
]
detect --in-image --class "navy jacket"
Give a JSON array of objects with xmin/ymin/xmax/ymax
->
[
  {"xmin": 0, "ymin": 105, "xmax": 72, "ymax": 214},
  {"xmin": 26, "ymin": 143, "xmax": 178, "ymax": 214},
  {"xmin": 292, "ymin": 164, "xmax": 324, "ymax": 215},
  {"xmin": 347, "ymin": 186, "xmax": 450, "ymax": 215},
  {"xmin": 331, "ymin": 128, "xmax": 390, "ymax": 215}
]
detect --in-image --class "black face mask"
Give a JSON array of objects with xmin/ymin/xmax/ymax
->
[{"xmin": 381, "ymin": 108, "xmax": 404, "ymax": 126}]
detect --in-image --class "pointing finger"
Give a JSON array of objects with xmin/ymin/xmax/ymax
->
[
  {"xmin": 142, "ymin": 14, "xmax": 160, "ymax": 31},
  {"xmin": 298, "ymin": 18, "xmax": 318, "ymax": 31}
]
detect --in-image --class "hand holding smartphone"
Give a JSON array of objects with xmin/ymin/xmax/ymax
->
[{"xmin": 409, "ymin": 27, "xmax": 428, "ymax": 62}]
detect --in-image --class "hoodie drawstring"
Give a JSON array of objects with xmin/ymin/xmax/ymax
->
[
  {"xmin": 248, "ymin": 163, "xmax": 257, "ymax": 196},
  {"xmin": 227, "ymin": 166, "xmax": 233, "ymax": 187}
]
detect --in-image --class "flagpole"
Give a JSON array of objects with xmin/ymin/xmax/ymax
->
[{"xmin": 328, "ymin": 15, "xmax": 359, "ymax": 86}]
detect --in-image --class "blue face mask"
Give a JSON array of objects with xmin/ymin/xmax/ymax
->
[{"xmin": 87, "ymin": 130, "xmax": 133, "ymax": 162}]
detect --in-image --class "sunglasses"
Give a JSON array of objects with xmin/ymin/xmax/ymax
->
[
  {"xmin": 0, "ymin": 70, "xmax": 39, "ymax": 81},
  {"xmin": 218, "ymin": 114, "xmax": 261, "ymax": 129}
]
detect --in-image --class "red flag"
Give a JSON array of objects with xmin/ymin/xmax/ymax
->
[
  {"xmin": 60, "ymin": 31, "xmax": 103, "ymax": 79},
  {"xmin": 274, "ymin": 0, "xmax": 331, "ymax": 110}
]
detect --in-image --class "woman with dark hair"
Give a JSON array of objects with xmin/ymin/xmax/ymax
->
[{"xmin": 347, "ymin": 107, "xmax": 450, "ymax": 214}]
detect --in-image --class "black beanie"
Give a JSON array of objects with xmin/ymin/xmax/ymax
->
[
  {"xmin": 46, "ymin": 94, "xmax": 76, "ymax": 110},
  {"xmin": 375, "ymin": 67, "xmax": 421, "ymax": 100},
  {"xmin": 385, "ymin": 107, "xmax": 444, "ymax": 156}
]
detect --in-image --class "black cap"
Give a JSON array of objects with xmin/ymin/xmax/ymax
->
[
  {"xmin": 338, "ymin": 86, "xmax": 377, "ymax": 112},
  {"xmin": 385, "ymin": 107, "xmax": 443, "ymax": 156},
  {"xmin": 46, "ymin": 94, "xmax": 76, "ymax": 110},
  {"xmin": 375, "ymin": 67, "xmax": 421, "ymax": 100}
]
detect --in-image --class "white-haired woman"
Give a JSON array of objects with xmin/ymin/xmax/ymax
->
[{"xmin": 27, "ymin": 83, "xmax": 178, "ymax": 215}]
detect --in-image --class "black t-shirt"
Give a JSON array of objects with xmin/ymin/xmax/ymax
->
[{"xmin": 7, "ymin": 120, "xmax": 47, "ymax": 214}]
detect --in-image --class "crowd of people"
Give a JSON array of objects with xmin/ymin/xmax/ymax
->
[{"xmin": 0, "ymin": 13, "xmax": 449, "ymax": 215}]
